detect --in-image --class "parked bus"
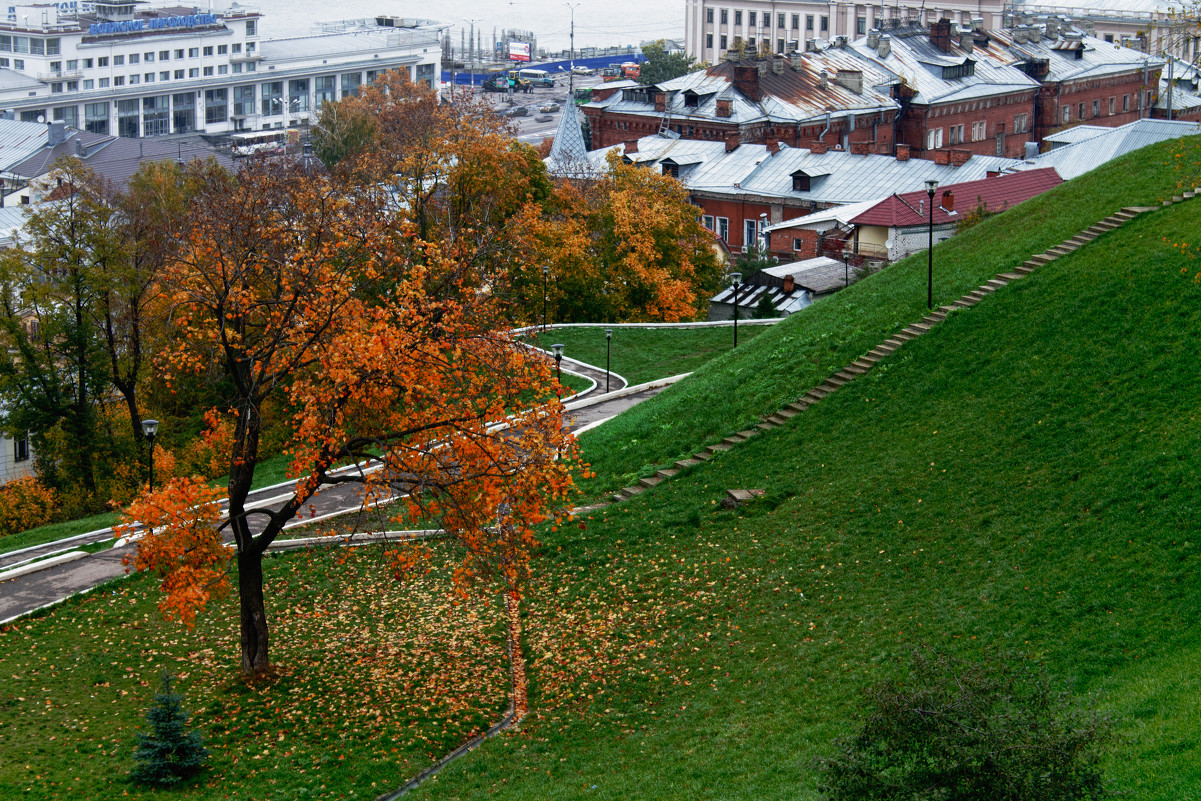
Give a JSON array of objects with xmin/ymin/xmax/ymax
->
[
  {"xmin": 231, "ymin": 130, "xmax": 293, "ymax": 157},
  {"xmin": 518, "ymin": 68, "xmax": 555, "ymax": 88},
  {"xmin": 573, "ymin": 87, "xmax": 593, "ymax": 105}
]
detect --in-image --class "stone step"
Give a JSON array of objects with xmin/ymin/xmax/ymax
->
[
  {"xmin": 868, "ymin": 348, "xmax": 893, "ymax": 359},
  {"xmin": 766, "ymin": 413, "xmax": 793, "ymax": 425},
  {"xmin": 998, "ymin": 272, "xmax": 1025, "ymax": 281},
  {"xmin": 952, "ymin": 298, "xmax": 976, "ymax": 308},
  {"xmin": 923, "ymin": 312, "xmax": 947, "ymax": 323},
  {"xmin": 852, "ymin": 358, "xmax": 876, "ymax": 369},
  {"xmin": 834, "ymin": 370, "xmax": 860, "ymax": 382},
  {"xmin": 843, "ymin": 363, "xmax": 868, "ymax": 375},
  {"xmin": 721, "ymin": 435, "xmax": 745, "ymax": 446},
  {"xmin": 880, "ymin": 339, "xmax": 905, "ymax": 349},
  {"xmin": 985, "ymin": 279, "xmax": 1008, "ymax": 289},
  {"xmin": 738, "ymin": 429, "xmax": 760, "ymax": 439},
  {"xmin": 756, "ymin": 421, "xmax": 776, "ymax": 431},
  {"xmin": 612, "ymin": 492, "xmax": 626, "ymax": 502},
  {"xmin": 825, "ymin": 373, "xmax": 849, "ymax": 387},
  {"xmin": 1047, "ymin": 246, "xmax": 1073, "ymax": 256},
  {"xmin": 965, "ymin": 291, "xmax": 989, "ymax": 301},
  {"xmin": 638, "ymin": 476, "xmax": 662, "ymax": 489},
  {"xmin": 1173, "ymin": 195, "xmax": 1185, "ymax": 203},
  {"xmin": 674, "ymin": 458, "xmax": 700, "ymax": 470},
  {"xmin": 620, "ymin": 486, "xmax": 644, "ymax": 499},
  {"xmin": 802, "ymin": 391, "xmax": 827, "ymax": 405},
  {"xmin": 705, "ymin": 443, "xmax": 732, "ymax": 454},
  {"xmin": 775, "ymin": 408, "xmax": 799, "ymax": 419},
  {"xmin": 1014, "ymin": 264, "xmax": 1036, "ymax": 274},
  {"xmin": 1185, "ymin": 190, "xmax": 1196, "ymax": 199},
  {"xmin": 893, "ymin": 331, "xmax": 917, "ymax": 342},
  {"xmin": 902, "ymin": 326, "xmax": 927, "ymax": 337},
  {"xmin": 655, "ymin": 468, "xmax": 678, "ymax": 480},
  {"xmin": 818, "ymin": 382, "xmax": 842, "ymax": 395},
  {"xmin": 785, "ymin": 401, "xmax": 810, "ymax": 413},
  {"xmin": 692, "ymin": 451, "xmax": 712, "ymax": 461},
  {"xmin": 1027, "ymin": 254, "xmax": 1054, "ymax": 265}
]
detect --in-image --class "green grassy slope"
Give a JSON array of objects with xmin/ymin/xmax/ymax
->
[
  {"xmin": 578, "ymin": 137, "xmax": 1201, "ymax": 495},
  {"xmin": 413, "ymin": 197, "xmax": 1201, "ymax": 798}
]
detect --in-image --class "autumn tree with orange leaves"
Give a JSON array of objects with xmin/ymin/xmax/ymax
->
[{"xmin": 124, "ymin": 77, "xmax": 578, "ymax": 691}]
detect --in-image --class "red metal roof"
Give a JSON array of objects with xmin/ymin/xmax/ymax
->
[{"xmin": 849, "ymin": 167, "xmax": 1062, "ymax": 228}]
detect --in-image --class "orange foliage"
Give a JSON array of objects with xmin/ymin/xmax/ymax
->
[
  {"xmin": 177, "ymin": 407, "xmax": 236, "ymax": 479},
  {"xmin": 0, "ymin": 476, "xmax": 58, "ymax": 536},
  {"xmin": 118, "ymin": 476, "xmax": 228, "ymax": 626}
]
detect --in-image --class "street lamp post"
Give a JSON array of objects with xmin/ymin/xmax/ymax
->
[
  {"xmin": 925, "ymin": 179, "xmax": 938, "ymax": 310},
  {"xmin": 541, "ymin": 264, "xmax": 549, "ymax": 332},
  {"xmin": 729, "ymin": 271, "xmax": 743, "ymax": 347},
  {"xmin": 843, "ymin": 248, "xmax": 850, "ymax": 288},
  {"xmin": 565, "ymin": 3, "xmax": 580, "ymax": 92},
  {"xmin": 551, "ymin": 343, "xmax": 564, "ymax": 386},
  {"xmin": 605, "ymin": 328, "xmax": 612, "ymax": 392},
  {"xmin": 141, "ymin": 418, "xmax": 159, "ymax": 490}
]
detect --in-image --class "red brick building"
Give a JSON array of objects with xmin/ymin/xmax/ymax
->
[{"xmin": 583, "ymin": 49, "xmax": 900, "ymax": 152}]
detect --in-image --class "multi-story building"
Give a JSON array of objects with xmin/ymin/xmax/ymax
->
[
  {"xmin": 991, "ymin": 21, "xmax": 1162, "ymax": 143},
  {"xmin": 0, "ymin": 2, "xmax": 443, "ymax": 139},
  {"xmin": 1003, "ymin": 2, "xmax": 1199, "ymax": 60},
  {"xmin": 584, "ymin": 48, "xmax": 900, "ymax": 152}
]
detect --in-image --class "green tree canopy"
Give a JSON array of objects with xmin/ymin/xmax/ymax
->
[{"xmin": 637, "ymin": 39, "xmax": 700, "ymax": 86}]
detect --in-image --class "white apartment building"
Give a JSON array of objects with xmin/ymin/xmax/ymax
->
[
  {"xmin": 685, "ymin": 0, "xmax": 1198, "ymax": 62},
  {"xmin": 0, "ymin": 2, "xmax": 443, "ymax": 138}
]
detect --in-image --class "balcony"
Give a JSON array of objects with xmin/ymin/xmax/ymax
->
[{"xmin": 36, "ymin": 69, "xmax": 83, "ymax": 82}]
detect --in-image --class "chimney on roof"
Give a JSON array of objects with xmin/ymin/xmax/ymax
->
[
  {"xmin": 930, "ymin": 18, "xmax": 953, "ymax": 52},
  {"xmin": 972, "ymin": 17, "xmax": 985, "ymax": 32},
  {"xmin": 48, "ymin": 120, "xmax": 66, "ymax": 146},
  {"xmin": 1080, "ymin": 20, "xmax": 1096, "ymax": 37},
  {"xmin": 878, "ymin": 34, "xmax": 892, "ymax": 58},
  {"xmin": 933, "ymin": 149, "xmax": 951, "ymax": 165},
  {"xmin": 850, "ymin": 141, "xmax": 870, "ymax": 155},
  {"xmin": 716, "ymin": 98, "xmax": 732, "ymax": 117},
  {"xmin": 949, "ymin": 149, "xmax": 971, "ymax": 166},
  {"xmin": 1024, "ymin": 141, "xmax": 1039, "ymax": 159},
  {"xmin": 835, "ymin": 69, "xmax": 863, "ymax": 93},
  {"xmin": 1029, "ymin": 24, "xmax": 1041, "ymax": 43},
  {"xmin": 1045, "ymin": 18, "xmax": 1057, "ymax": 38},
  {"xmin": 624, "ymin": 139, "xmax": 638, "ymax": 154},
  {"xmin": 941, "ymin": 189, "xmax": 955, "ymax": 211},
  {"xmin": 806, "ymin": 38, "xmax": 820, "ymax": 52},
  {"xmin": 896, "ymin": 143, "xmax": 910, "ymax": 161},
  {"xmin": 867, "ymin": 29, "xmax": 880, "ymax": 49},
  {"xmin": 810, "ymin": 141, "xmax": 829, "ymax": 154},
  {"xmin": 725, "ymin": 133, "xmax": 741, "ymax": 151},
  {"xmin": 654, "ymin": 91, "xmax": 666, "ymax": 112},
  {"xmin": 818, "ymin": 69, "xmax": 829, "ymax": 89},
  {"xmin": 732, "ymin": 63, "xmax": 762, "ymax": 101},
  {"xmin": 771, "ymin": 56, "xmax": 784, "ymax": 74},
  {"xmin": 767, "ymin": 140, "xmax": 780, "ymax": 155},
  {"xmin": 959, "ymin": 30, "xmax": 974, "ymax": 52},
  {"xmin": 834, "ymin": 35, "xmax": 847, "ymax": 48},
  {"xmin": 790, "ymin": 50, "xmax": 804, "ymax": 70},
  {"xmin": 1014, "ymin": 25, "xmax": 1029, "ymax": 45}
]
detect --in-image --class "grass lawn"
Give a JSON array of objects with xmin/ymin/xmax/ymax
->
[
  {"xmin": 575, "ymin": 136, "xmax": 1201, "ymax": 496},
  {"xmin": 526, "ymin": 324, "xmax": 772, "ymax": 387},
  {"xmin": 396, "ymin": 193, "xmax": 1201, "ymax": 798},
  {"xmin": 0, "ymin": 543, "xmax": 510, "ymax": 800}
]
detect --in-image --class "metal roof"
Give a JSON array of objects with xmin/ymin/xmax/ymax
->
[
  {"xmin": 990, "ymin": 27, "xmax": 1163, "ymax": 83},
  {"xmin": 595, "ymin": 136, "xmax": 1025, "ymax": 206},
  {"xmin": 1019, "ymin": 118, "xmax": 1201, "ymax": 180},
  {"xmin": 847, "ymin": 27, "xmax": 1040, "ymax": 106},
  {"xmin": 850, "ymin": 167, "xmax": 1063, "ymax": 227},
  {"xmin": 546, "ymin": 100, "xmax": 591, "ymax": 175},
  {"xmin": 0, "ymin": 119, "xmax": 49, "ymax": 174},
  {"xmin": 710, "ymin": 282, "xmax": 812, "ymax": 314},
  {"xmin": 1043, "ymin": 124, "xmax": 1108, "ymax": 146},
  {"xmin": 761, "ymin": 198, "xmax": 884, "ymax": 232}
]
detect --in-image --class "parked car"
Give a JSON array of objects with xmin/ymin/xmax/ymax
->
[
  {"xmin": 538, "ymin": 103, "xmax": 560, "ymax": 113},
  {"xmin": 503, "ymin": 105, "xmax": 529, "ymax": 118},
  {"xmin": 571, "ymin": 65, "xmax": 595, "ymax": 76}
]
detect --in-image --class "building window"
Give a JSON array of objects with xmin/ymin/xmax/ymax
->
[
  {"xmin": 793, "ymin": 238, "xmax": 805, "ymax": 250},
  {"xmin": 187, "ymin": 47, "xmax": 198, "ymax": 58},
  {"xmin": 341, "ymin": 72, "xmax": 362, "ymax": 97},
  {"xmin": 204, "ymin": 87, "xmax": 227, "ymax": 124},
  {"xmin": 1062, "ymin": 105, "xmax": 1071, "ymax": 123},
  {"xmin": 820, "ymin": 16, "xmax": 828, "ymax": 31},
  {"xmin": 806, "ymin": 15, "xmax": 814, "ymax": 30},
  {"xmin": 1108, "ymin": 96, "xmax": 1115, "ymax": 114},
  {"xmin": 716, "ymin": 217, "xmax": 729, "ymax": 241},
  {"xmin": 1145, "ymin": 90, "xmax": 1153, "ymax": 109},
  {"xmin": 927, "ymin": 127, "xmax": 943, "ymax": 149},
  {"xmin": 744, "ymin": 219, "xmax": 759, "ymax": 248},
  {"xmin": 702, "ymin": 214, "xmax": 714, "ymax": 230},
  {"xmin": 792, "ymin": 14, "xmax": 800, "ymax": 29},
  {"xmin": 160, "ymin": 71, "xmax": 170, "ymax": 81},
  {"xmin": 857, "ymin": 16, "xmax": 867, "ymax": 35},
  {"xmin": 232, "ymin": 43, "xmax": 241, "ymax": 53},
  {"xmin": 232, "ymin": 63, "xmax": 242, "ymax": 73},
  {"xmin": 748, "ymin": 37, "xmax": 755, "ymax": 48},
  {"xmin": 51, "ymin": 82, "xmax": 63, "ymax": 93},
  {"xmin": 113, "ymin": 75, "xmax": 125, "ymax": 86},
  {"xmin": 143, "ymin": 95, "xmax": 169, "ymax": 136},
  {"xmin": 203, "ymin": 46, "xmax": 213, "ymax": 56},
  {"xmin": 246, "ymin": 20, "xmax": 257, "ymax": 36},
  {"xmin": 173, "ymin": 91, "xmax": 195, "ymax": 132},
  {"xmin": 720, "ymin": 34, "xmax": 727, "ymax": 49},
  {"xmin": 747, "ymin": 11, "xmax": 755, "ymax": 26},
  {"xmin": 218, "ymin": 44, "xmax": 227, "ymax": 54},
  {"xmin": 218, "ymin": 65, "xmax": 228, "ymax": 75},
  {"xmin": 82, "ymin": 79, "xmax": 93, "ymax": 89},
  {"xmin": 160, "ymin": 50, "xmax": 169, "ymax": 60},
  {"xmin": 98, "ymin": 56, "xmax": 108, "ymax": 67},
  {"xmin": 145, "ymin": 72, "xmax": 154, "ymax": 82},
  {"xmin": 972, "ymin": 120, "xmax": 986, "ymax": 140},
  {"xmin": 289, "ymin": 78, "xmax": 309, "ymax": 111},
  {"xmin": 948, "ymin": 123, "xmax": 963, "ymax": 144},
  {"xmin": 53, "ymin": 105, "xmax": 78, "ymax": 127},
  {"xmin": 188, "ymin": 68, "xmax": 199, "ymax": 78},
  {"xmin": 1122, "ymin": 94, "xmax": 1130, "ymax": 111},
  {"xmin": 129, "ymin": 53, "xmax": 139, "ymax": 64},
  {"xmin": 720, "ymin": 9, "xmax": 727, "ymax": 23},
  {"xmin": 144, "ymin": 52, "xmax": 154, "ymax": 62},
  {"xmin": 706, "ymin": 33, "xmax": 713, "ymax": 48},
  {"xmin": 128, "ymin": 74, "xmax": 139, "ymax": 84},
  {"xmin": 778, "ymin": 37, "xmax": 785, "ymax": 52},
  {"xmin": 117, "ymin": 98, "xmax": 139, "ymax": 138},
  {"xmin": 203, "ymin": 66, "xmax": 214, "ymax": 76},
  {"xmin": 706, "ymin": 8, "xmax": 713, "ymax": 23},
  {"xmin": 83, "ymin": 58, "xmax": 93, "ymax": 68},
  {"xmin": 67, "ymin": 81, "xmax": 77, "ymax": 91},
  {"xmin": 734, "ymin": 10, "xmax": 741, "ymax": 25},
  {"xmin": 98, "ymin": 77, "xmax": 109, "ymax": 87},
  {"xmin": 175, "ymin": 49, "xmax": 184, "ymax": 59},
  {"xmin": 14, "ymin": 435, "xmax": 29, "ymax": 462},
  {"xmin": 1013, "ymin": 113, "xmax": 1028, "ymax": 133},
  {"xmin": 114, "ymin": 54, "xmax": 124, "ymax": 66},
  {"xmin": 1092, "ymin": 99, "xmax": 1099, "ymax": 118},
  {"xmin": 233, "ymin": 85, "xmax": 255, "ymax": 116},
  {"xmin": 1078, "ymin": 102, "xmax": 1085, "ymax": 119}
]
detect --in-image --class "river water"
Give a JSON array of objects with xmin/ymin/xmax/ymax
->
[{"xmin": 247, "ymin": 0, "xmax": 683, "ymax": 54}]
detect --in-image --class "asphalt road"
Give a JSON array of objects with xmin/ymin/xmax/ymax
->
[{"xmin": 0, "ymin": 359, "xmax": 659, "ymax": 625}]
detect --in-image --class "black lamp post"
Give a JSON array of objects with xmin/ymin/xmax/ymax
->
[
  {"xmin": 843, "ymin": 248, "xmax": 850, "ymax": 288},
  {"xmin": 141, "ymin": 418, "xmax": 159, "ymax": 490},
  {"xmin": 729, "ymin": 271, "xmax": 743, "ymax": 347},
  {"xmin": 541, "ymin": 264, "xmax": 549, "ymax": 332},
  {"xmin": 552, "ymin": 342, "xmax": 564, "ymax": 386},
  {"xmin": 605, "ymin": 329, "xmax": 612, "ymax": 392},
  {"xmin": 926, "ymin": 179, "xmax": 938, "ymax": 310}
]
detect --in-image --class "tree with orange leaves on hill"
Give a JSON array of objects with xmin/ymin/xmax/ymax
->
[{"xmin": 123, "ymin": 83, "xmax": 579, "ymax": 689}]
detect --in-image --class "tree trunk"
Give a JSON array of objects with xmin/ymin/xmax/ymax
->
[
  {"xmin": 505, "ymin": 588, "xmax": 528, "ymax": 722},
  {"xmin": 238, "ymin": 547, "xmax": 271, "ymax": 676}
]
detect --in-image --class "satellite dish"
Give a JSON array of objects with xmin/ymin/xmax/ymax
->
[{"xmin": 36, "ymin": 114, "xmax": 45, "ymax": 123}]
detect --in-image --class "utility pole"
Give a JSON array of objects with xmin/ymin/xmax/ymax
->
[{"xmin": 565, "ymin": 2, "xmax": 580, "ymax": 94}]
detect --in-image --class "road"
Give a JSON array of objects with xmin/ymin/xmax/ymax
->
[
  {"xmin": 0, "ymin": 357, "xmax": 660, "ymax": 625},
  {"xmin": 467, "ymin": 74, "xmax": 603, "ymax": 146}
]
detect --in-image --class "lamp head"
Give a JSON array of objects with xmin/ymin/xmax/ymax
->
[
  {"xmin": 925, "ymin": 179, "xmax": 939, "ymax": 196},
  {"xmin": 552, "ymin": 343, "xmax": 564, "ymax": 358},
  {"xmin": 141, "ymin": 418, "xmax": 159, "ymax": 439},
  {"xmin": 730, "ymin": 271, "xmax": 743, "ymax": 286},
  {"xmin": 542, "ymin": 264, "xmax": 549, "ymax": 276},
  {"xmin": 605, "ymin": 329, "xmax": 612, "ymax": 340}
]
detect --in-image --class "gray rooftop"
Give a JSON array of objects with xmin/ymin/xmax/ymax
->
[{"xmin": 1020, "ymin": 117, "xmax": 1201, "ymax": 179}]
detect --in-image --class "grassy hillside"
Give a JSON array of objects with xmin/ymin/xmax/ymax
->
[
  {"xmin": 578, "ymin": 136, "xmax": 1201, "ymax": 495},
  {"xmin": 410, "ymin": 195, "xmax": 1201, "ymax": 798}
]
